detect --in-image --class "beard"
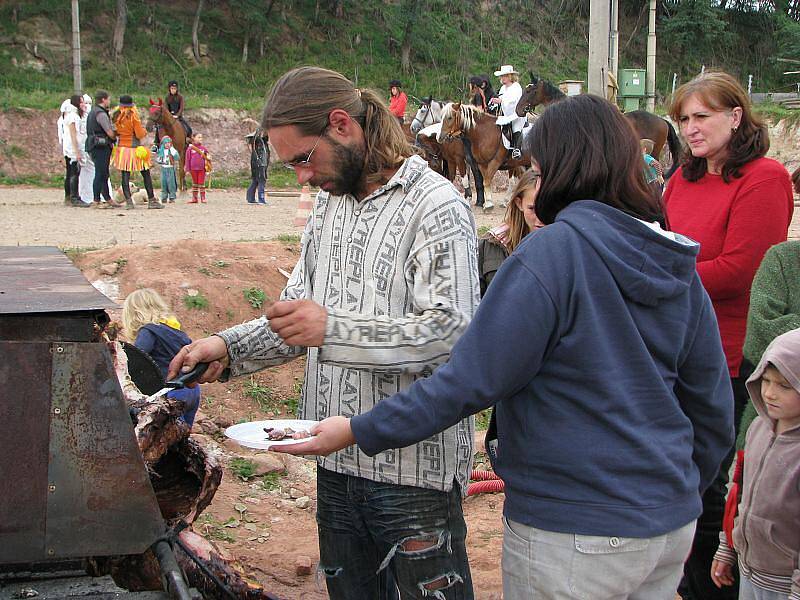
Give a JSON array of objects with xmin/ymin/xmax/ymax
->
[{"xmin": 313, "ymin": 137, "xmax": 365, "ymax": 197}]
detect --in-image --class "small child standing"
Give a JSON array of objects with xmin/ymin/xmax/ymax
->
[
  {"xmin": 640, "ymin": 138, "xmax": 664, "ymax": 196},
  {"xmin": 156, "ymin": 136, "xmax": 180, "ymax": 203},
  {"xmin": 246, "ymin": 129, "xmax": 270, "ymax": 205},
  {"xmin": 185, "ymin": 132, "xmax": 211, "ymax": 204},
  {"xmin": 711, "ymin": 327, "xmax": 800, "ymax": 600},
  {"xmin": 122, "ymin": 288, "xmax": 200, "ymax": 427}
]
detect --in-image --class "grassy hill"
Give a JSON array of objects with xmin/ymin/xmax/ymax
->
[
  {"xmin": 0, "ymin": 1, "xmax": 795, "ymax": 113},
  {"xmin": 0, "ymin": 0, "xmax": 664, "ymax": 111}
]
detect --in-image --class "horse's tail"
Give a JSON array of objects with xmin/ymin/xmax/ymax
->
[{"xmin": 664, "ymin": 118, "xmax": 682, "ymax": 179}]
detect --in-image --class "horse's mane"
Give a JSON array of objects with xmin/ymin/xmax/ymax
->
[
  {"xmin": 541, "ymin": 78, "xmax": 565, "ymax": 100},
  {"xmin": 442, "ymin": 102, "xmax": 486, "ymax": 132}
]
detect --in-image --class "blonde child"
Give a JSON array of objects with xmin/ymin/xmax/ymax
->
[
  {"xmin": 711, "ymin": 327, "xmax": 800, "ymax": 600},
  {"xmin": 122, "ymin": 288, "xmax": 200, "ymax": 426}
]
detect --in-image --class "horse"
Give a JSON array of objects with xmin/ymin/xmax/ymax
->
[
  {"xmin": 410, "ymin": 98, "xmax": 446, "ymax": 135},
  {"xmin": 515, "ymin": 75, "xmax": 682, "ymax": 178},
  {"xmin": 438, "ymin": 102, "xmax": 529, "ymax": 210},
  {"xmin": 415, "ymin": 123, "xmax": 478, "ymax": 203},
  {"xmin": 145, "ymin": 98, "xmax": 188, "ymax": 191}
]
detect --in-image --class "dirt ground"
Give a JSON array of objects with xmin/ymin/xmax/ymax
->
[
  {"xmin": 0, "ymin": 186, "xmax": 506, "ymax": 248},
  {"xmin": 7, "ymin": 185, "xmax": 800, "ymax": 599},
  {"xmin": 35, "ymin": 193, "xmax": 509, "ymax": 600}
]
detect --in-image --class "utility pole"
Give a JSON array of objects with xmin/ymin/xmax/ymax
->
[
  {"xmin": 609, "ymin": 0, "xmax": 619, "ymax": 82},
  {"xmin": 71, "ymin": 0, "xmax": 82, "ymax": 94},
  {"xmin": 588, "ymin": 0, "xmax": 610, "ymax": 96},
  {"xmin": 646, "ymin": 0, "xmax": 656, "ymax": 111}
]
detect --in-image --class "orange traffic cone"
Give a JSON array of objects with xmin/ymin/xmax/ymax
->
[{"xmin": 293, "ymin": 185, "xmax": 313, "ymax": 228}]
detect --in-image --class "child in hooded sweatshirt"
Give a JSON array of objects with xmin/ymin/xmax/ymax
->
[
  {"xmin": 711, "ymin": 327, "xmax": 800, "ymax": 600},
  {"xmin": 156, "ymin": 136, "xmax": 179, "ymax": 203},
  {"xmin": 122, "ymin": 288, "xmax": 200, "ymax": 427}
]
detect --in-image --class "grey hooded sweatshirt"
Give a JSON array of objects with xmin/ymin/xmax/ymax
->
[{"xmin": 714, "ymin": 327, "xmax": 800, "ymax": 598}]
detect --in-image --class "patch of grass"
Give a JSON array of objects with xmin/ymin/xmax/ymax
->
[
  {"xmin": 244, "ymin": 376, "xmax": 274, "ymax": 412},
  {"xmin": 198, "ymin": 266, "xmax": 214, "ymax": 276},
  {"xmin": 0, "ymin": 172, "xmax": 63, "ymax": 187},
  {"xmin": 243, "ymin": 286, "xmax": 267, "ymax": 309},
  {"xmin": 475, "ymin": 408, "xmax": 492, "ymax": 430},
  {"xmin": 260, "ymin": 472, "xmax": 283, "ymax": 492},
  {"xmin": 183, "ymin": 292, "xmax": 209, "ymax": 310},
  {"xmin": 267, "ymin": 166, "xmax": 300, "ymax": 189},
  {"xmin": 477, "ymin": 225, "xmax": 491, "ymax": 237},
  {"xmin": 2, "ymin": 143, "xmax": 28, "ymax": 159},
  {"xmin": 229, "ymin": 458, "xmax": 257, "ymax": 481},
  {"xmin": 274, "ymin": 233, "xmax": 301, "ymax": 244},
  {"xmin": 225, "ymin": 309, "xmax": 235, "ymax": 321},
  {"xmin": 61, "ymin": 246, "xmax": 99, "ymax": 260},
  {"xmin": 114, "ymin": 257, "xmax": 127, "ymax": 271},
  {"xmin": 196, "ymin": 514, "xmax": 238, "ymax": 543}
]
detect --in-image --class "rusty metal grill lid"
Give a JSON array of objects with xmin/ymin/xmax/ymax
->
[{"xmin": 0, "ymin": 247, "xmax": 118, "ymax": 314}]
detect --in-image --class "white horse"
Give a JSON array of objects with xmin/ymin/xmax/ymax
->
[{"xmin": 410, "ymin": 98, "xmax": 446, "ymax": 134}]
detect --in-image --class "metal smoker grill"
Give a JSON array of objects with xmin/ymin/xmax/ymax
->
[{"xmin": 0, "ymin": 246, "xmax": 193, "ymax": 598}]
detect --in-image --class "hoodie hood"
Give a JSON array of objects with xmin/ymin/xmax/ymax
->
[
  {"xmin": 556, "ymin": 200, "xmax": 700, "ymax": 307},
  {"xmin": 746, "ymin": 328, "xmax": 800, "ymax": 428}
]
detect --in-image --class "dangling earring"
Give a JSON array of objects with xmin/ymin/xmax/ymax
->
[{"xmin": 732, "ymin": 125, "xmax": 738, "ymax": 132}]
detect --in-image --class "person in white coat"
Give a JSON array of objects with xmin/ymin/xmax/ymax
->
[
  {"xmin": 77, "ymin": 93, "xmax": 96, "ymax": 204},
  {"xmin": 62, "ymin": 95, "xmax": 91, "ymax": 207},
  {"xmin": 489, "ymin": 65, "xmax": 526, "ymax": 159}
]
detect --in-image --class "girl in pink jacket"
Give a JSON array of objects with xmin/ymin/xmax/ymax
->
[{"xmin": 185, "ymin": 133, "xmax": 211, "ymax": 203}]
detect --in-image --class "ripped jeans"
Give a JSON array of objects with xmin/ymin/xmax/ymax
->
[{"xmin": 316, "ymin": 466, "xmax": 473, "ymax": 600}]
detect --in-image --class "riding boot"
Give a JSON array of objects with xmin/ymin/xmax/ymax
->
[
  {"xmin": 121, "ymin": 172, "xmax": 135, "ymax": 210},
  {"xmin": 511, "ymin": 131, "xmax": 523, "ymax": 160}
]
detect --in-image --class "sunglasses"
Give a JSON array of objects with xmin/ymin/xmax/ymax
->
[{"xmin": 283, "ymin": 129, "xmax": 326, "ymax": 170}]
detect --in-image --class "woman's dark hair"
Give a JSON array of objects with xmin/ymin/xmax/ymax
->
[
  {"xmin": 669, "ymin": 70, "xmax": 768, "ymax": 183},
  {"xmin": 527, "ymin": 94, "xmax": 661, "ymax": 225},
  {"xmin": 69, "ymin": 94, "xmax": 84, "ymax": 118}
]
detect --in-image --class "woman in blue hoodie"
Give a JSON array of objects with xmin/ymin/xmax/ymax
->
[{"xmin": 278, "ymin": 95, "xmax": 734, "ymax": 599}]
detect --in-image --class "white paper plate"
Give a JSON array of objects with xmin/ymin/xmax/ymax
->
[{"xmin": 224, "ymin": 419, "xmax": 318, "ymax": 450}]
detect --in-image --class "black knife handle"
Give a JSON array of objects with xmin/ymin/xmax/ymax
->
[{"xmin": 166, "ymin": 362, "xmax": 210, "ymax": 389}]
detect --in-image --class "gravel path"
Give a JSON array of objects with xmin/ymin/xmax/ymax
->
[{"xmin": 0, "ymin": 186, "xmax": 505, "ymax": 248}]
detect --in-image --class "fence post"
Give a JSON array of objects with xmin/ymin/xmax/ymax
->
[
  {"xmin": 747, "ymin": 74, "xmax": 753, "ymax": 97},
  {"xmin": 671, "ymin": 72, "xmax": 677, "ymax": 96}
]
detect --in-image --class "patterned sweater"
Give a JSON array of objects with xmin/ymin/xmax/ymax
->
[{"xmin": 218, "ymin": 155, "xmax": 479, "ymax": 493}]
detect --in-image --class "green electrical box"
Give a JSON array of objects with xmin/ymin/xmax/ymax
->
[{"xmin": 619, "ymin": 68, "xmax": 647, "ymax": 112}]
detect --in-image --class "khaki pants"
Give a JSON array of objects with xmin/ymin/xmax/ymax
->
[{"xmin": 502, "ymin": 517, "xmax": 696, "ymax": 599}]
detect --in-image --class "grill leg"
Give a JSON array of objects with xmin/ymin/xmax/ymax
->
[{"xmin": 152, "ymin": 539, "xmax": 194, "ymax": 600}]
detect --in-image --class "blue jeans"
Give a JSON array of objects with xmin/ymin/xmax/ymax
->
[
  {"xmin": 316, "ymin": 466, "xmax": 473, "ymax": 600},
  {"xmin": 160, "ymin": 168, "xmax": 177, "ymax": 201},
  {"xmin": 246, "ymin": 177, "xmax": 265, "ymax": 203}
]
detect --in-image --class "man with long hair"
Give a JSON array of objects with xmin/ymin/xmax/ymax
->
[{"xmin": 169, "ymin": 66, "xmax": 478, "ymax": 599}]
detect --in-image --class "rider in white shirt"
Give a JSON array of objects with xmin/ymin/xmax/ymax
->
[{"xmin": 489, "ymin": 65, "xmax": 526, "ymax": 159}]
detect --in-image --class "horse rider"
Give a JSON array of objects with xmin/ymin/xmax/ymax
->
[
  {"xmin": 154, "ymin": 80, "xmax": 193, "ymax": 147},
  {"xmin": 469, "ymin": 75, "xmax": 499, "ymax": 114},
  {"xmin": 388, "ymin": 79, "xmax": 408, "ymax": 125},
  {"xmin": 489, "ymin": 65, "xmax": 526, "ymax": 159}
]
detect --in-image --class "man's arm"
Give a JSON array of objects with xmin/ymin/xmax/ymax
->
[
  {"xmin": 318, "ymin": 197, "xmax": 479, "ymax": 374},
  {"xmin": 97, "ymin": 111, "xmax": 116, "ymax": 140}
]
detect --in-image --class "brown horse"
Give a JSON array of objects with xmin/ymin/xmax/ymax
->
[
  {"xmin": 438, "ymin": 102, "xmax": 529, "ymax": 209},
  {"xmin": 415, "ymin": 128, "xmax": 480, "ymax": 202},
  {"xmin": 515, "ymin": 75, "xmax": 682, "ymax": 178},
  {"xmin": 145, "ymin": 98, "xmax": 188, "ymax": 191}
]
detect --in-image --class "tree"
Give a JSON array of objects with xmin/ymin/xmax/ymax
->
[
  {"xmin": 232, "ymin": 0, "xmax": 276, "ymax": 64},
  {"xmin": 661, "ymin": 1, "xmax": 733, "ymax": 76},
  {"xmin": 192, "ymin": 0, "xmax": 204, "ymax": 63},
  {"xmin": 112, "ymin": 0, "xmax": 127, "ymax": 61},
  {"xmin": 400, "ymin": 0, "xmax": 421, "ymax": 74}
]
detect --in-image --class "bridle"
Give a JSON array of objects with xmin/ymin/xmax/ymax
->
[{"xmin": 411, "ymin": 99, "xmax": 437, "ymax": 132}]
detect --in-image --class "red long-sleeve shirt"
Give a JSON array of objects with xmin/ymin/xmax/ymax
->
[
  {"xmin": 664, "ymin": 157, "xmax": 793, "ymax": 376},
  {"xmin": 389, "ymin": 92, "xmax": 408, "ymax": 119}
]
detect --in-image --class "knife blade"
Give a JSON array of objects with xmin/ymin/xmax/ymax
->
[{"xmin": 142, "ymin": 362, "xmax": 210, "ymax": 403}]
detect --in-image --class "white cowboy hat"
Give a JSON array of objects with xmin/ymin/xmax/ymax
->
[{"xmin": 494, "ymin": 65, "xmax": 518, "ymax": 77}]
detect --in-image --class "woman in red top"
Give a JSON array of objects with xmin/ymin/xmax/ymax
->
[
  {"xmin": 388, "ymin": 79, "xmax": 407, "ymax": 125},
  {"xmin": 664, "ymin": 70, "xmax": 793, "ymax": 600}
]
